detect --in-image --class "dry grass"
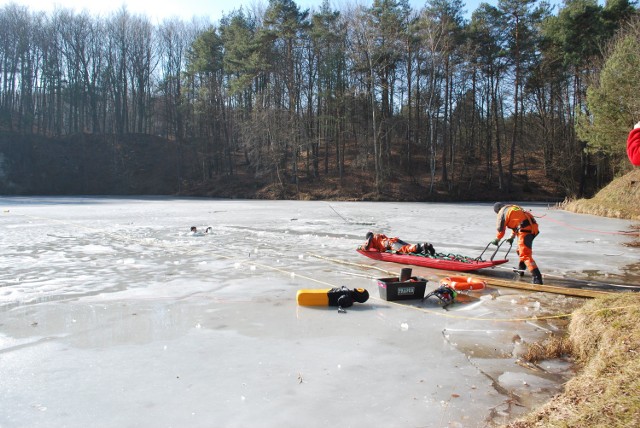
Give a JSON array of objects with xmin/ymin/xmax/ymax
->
[
  {"xmin": 520, "ymin": 335, "xmax": 573, "ymax": 363},
  {"xmin": 504, "ymin": 293, "xmax": 640, "ymax": 428},
  {"xmin": 561, "ymin": 169, "xmax": 640, "ymax": 220}
]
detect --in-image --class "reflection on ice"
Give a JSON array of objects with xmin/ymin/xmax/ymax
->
[{"xmin": 0, "ymin": 197, "xmax": 636, "ymax": 427}]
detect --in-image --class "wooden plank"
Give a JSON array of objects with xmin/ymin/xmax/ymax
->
[{"xmin": 477, "ymin": 276, "xmax": 613, "ymax": 298}]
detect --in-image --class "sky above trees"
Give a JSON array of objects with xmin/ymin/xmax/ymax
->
[{"xmin": 1, "ymin": 0, "xmax": 565, "ymax": 22}]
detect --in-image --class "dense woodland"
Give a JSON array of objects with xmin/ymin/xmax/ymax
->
[{"xmin": 0, "ymin": 0, "xmax": 638, "ymax": 199}]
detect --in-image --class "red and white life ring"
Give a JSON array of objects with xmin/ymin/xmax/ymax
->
[{"xmin": 440, "ymin": 276, "xmax": 487, "ymax": 291}]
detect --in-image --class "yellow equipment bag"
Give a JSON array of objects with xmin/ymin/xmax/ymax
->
[{"xmin": 297, "ymin": 286, "xmax": 369, "ymax": 311}]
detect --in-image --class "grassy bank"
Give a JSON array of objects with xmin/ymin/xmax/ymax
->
[
  {"xmin": 561, "ymin": 169, "xmax": 640, "ymax": 220},
  {"xmin": 505, "ymin": 293, "xmax": 640, "ymax": 428}
]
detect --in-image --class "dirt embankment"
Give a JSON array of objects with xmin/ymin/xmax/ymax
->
[
  {"xmin": 0, "ymin": 132, "xmax": 204, "ymax": 195},
  {"xmin": 0, "ymin": 132, "xmax": 567, "ymax": 202}
]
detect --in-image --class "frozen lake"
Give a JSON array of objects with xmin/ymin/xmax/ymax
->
[{"xmin": 1, "ymin": 197, "xmax": 638, "ymax": 427}]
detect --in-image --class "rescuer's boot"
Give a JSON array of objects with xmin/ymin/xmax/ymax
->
[
  {"xmin": 517, "ymin": 261, "xmax": 526, "ymax": 277},
  {"xmin": 531, "ymin": 268, "xmax": 543, "ymax": 285}
]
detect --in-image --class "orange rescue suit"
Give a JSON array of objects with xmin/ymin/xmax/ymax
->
[
  {"xmin": 496, "ymin": 205, "xmax": 539, "ymax": 272},
  {"xmin": 365, "ymin": 233, "xmax": 420, "ymax": 254}
]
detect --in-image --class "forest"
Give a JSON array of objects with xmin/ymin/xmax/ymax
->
[{"xmin": 0, "ymin": 0, "xmax": 638, "ymax": 199}]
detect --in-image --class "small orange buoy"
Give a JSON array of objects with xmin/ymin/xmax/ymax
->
[{"xmin": 440, "ymin": 276, "xmax": 486, "ymax": 291}]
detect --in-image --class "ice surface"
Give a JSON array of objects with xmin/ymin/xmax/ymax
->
[{"xmin": 0, "ymin": 197, "xmax": 637, "ymax": 427}]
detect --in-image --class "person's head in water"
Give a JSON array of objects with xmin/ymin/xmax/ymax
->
[
  {"xmin": 493, "ymin": 202, "xmax": 505, "ymax": 214},
  {"xmin": 190, "ymin": 226, "xmax": 197, "ymax": 232}
]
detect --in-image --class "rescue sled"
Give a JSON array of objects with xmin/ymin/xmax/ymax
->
[{"xmin": 356, "ymin": 249, "xmax": 508, "ymax": 272}]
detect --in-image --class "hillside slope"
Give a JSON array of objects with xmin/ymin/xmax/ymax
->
[
  {"xmin": 0, "ymin": 131, "xmax": 568, "ymax": 201},
  {"xmin": 561, "ymin": 169, "xmax": 640, "ymax": 220}
]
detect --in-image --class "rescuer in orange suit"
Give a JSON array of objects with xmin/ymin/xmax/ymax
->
[
  {"xmin": 491, "ymin": 203, "xmax": 543, "ymax": 285},
  {"xmin": 363, "ymin": 232, "xmax": 435, "ymax": 256}
]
